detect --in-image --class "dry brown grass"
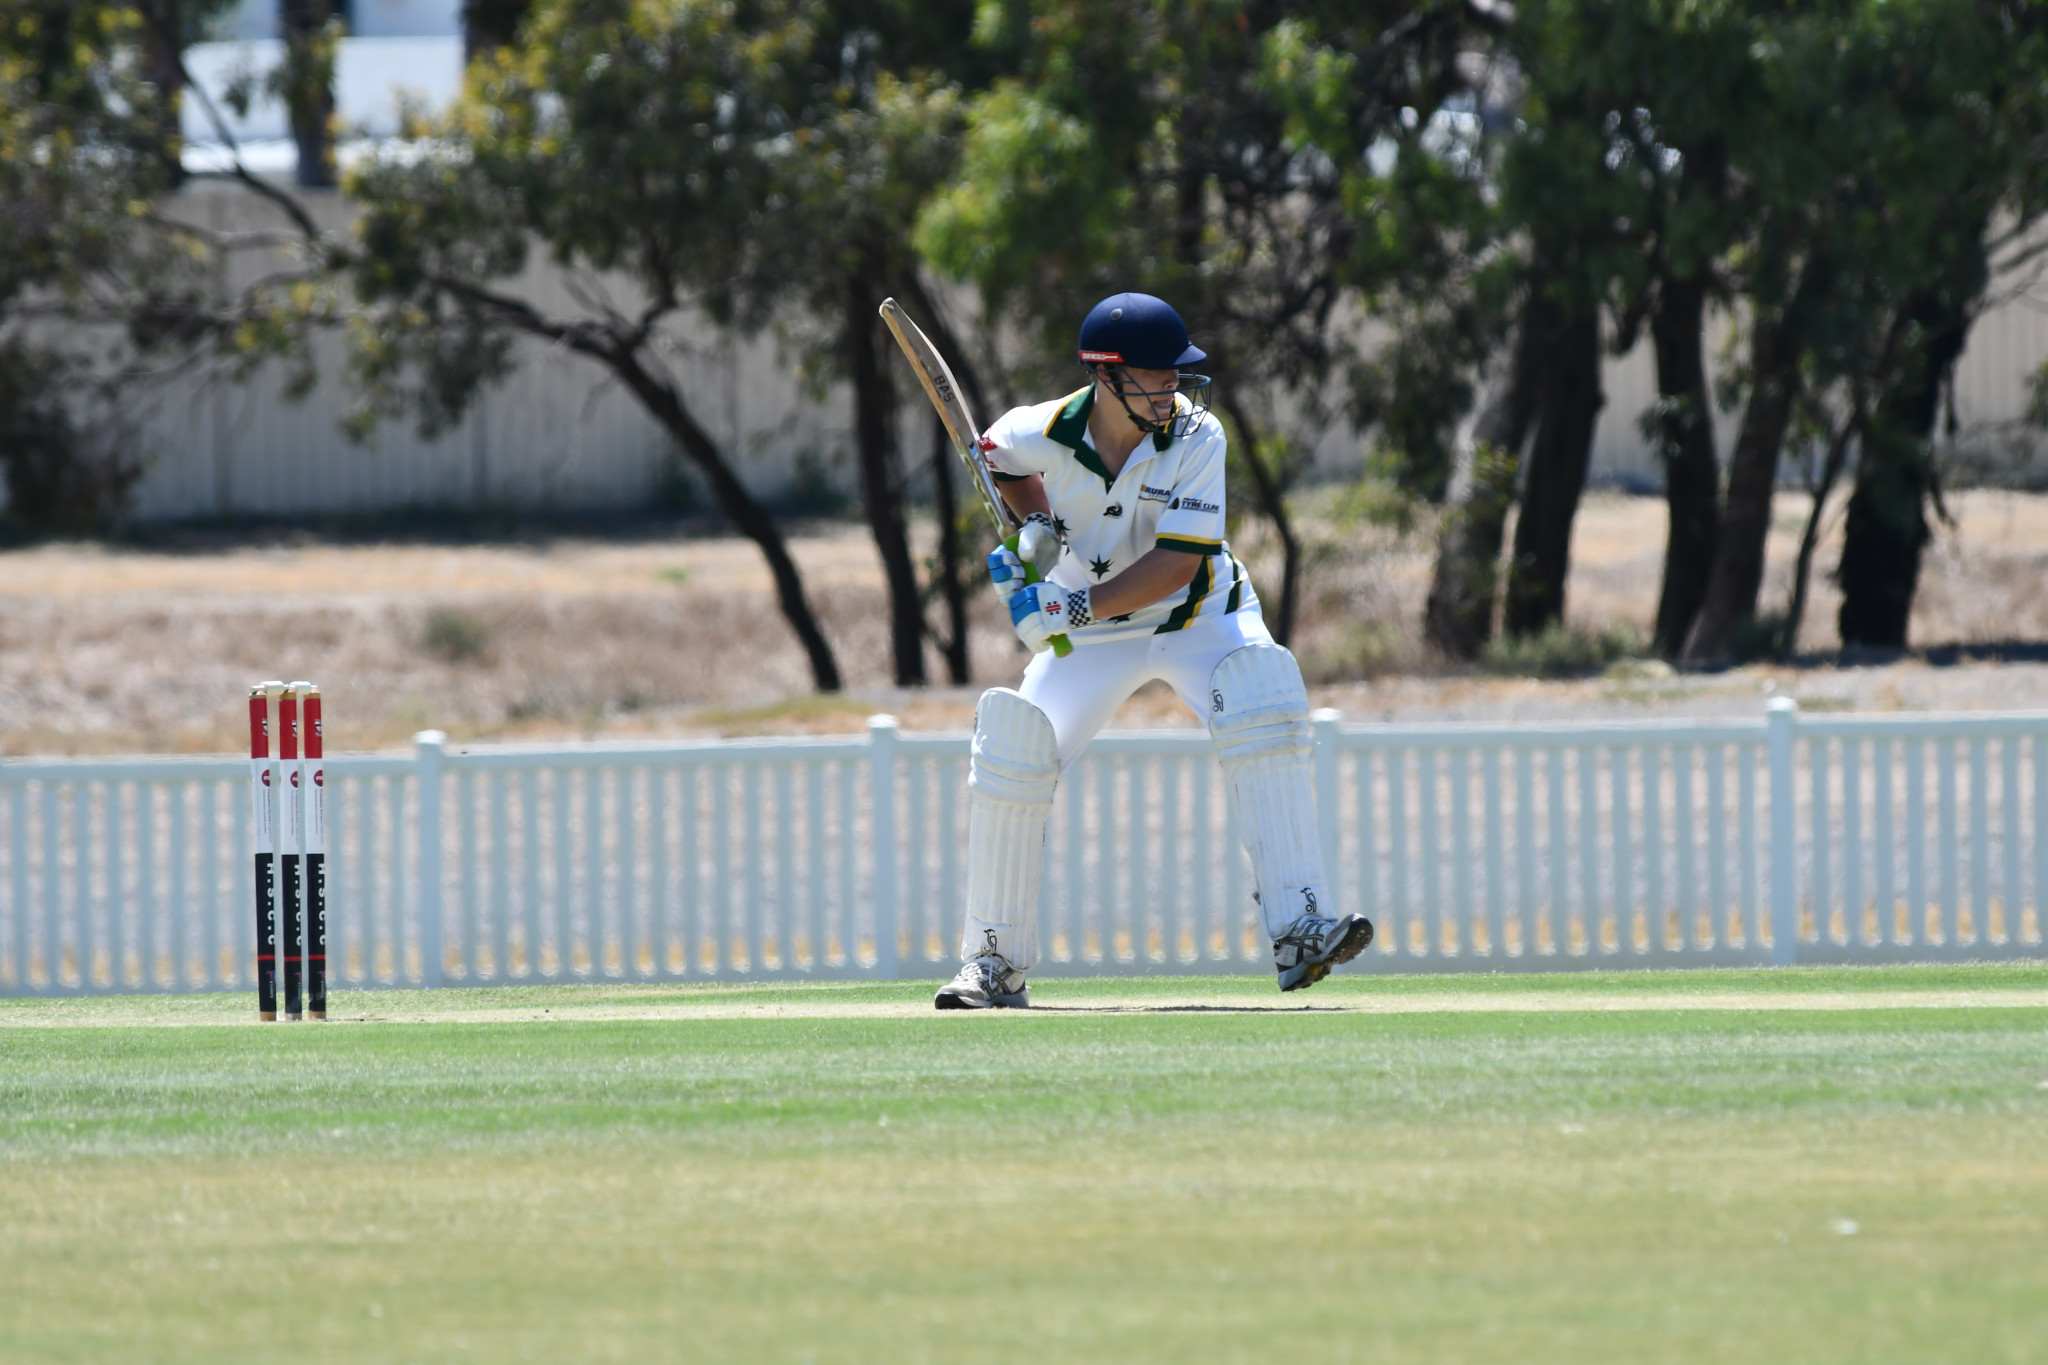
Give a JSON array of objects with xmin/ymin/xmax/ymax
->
[{"xmin": 4, "ymin": 490, "xmax": 2048, "ymax": 754}]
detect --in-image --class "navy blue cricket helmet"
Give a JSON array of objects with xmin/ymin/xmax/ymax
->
[
  {"xmin": 1077, "ymin": 293, "xmax": 1207, "ymax": 370},
  {"xmin": 1077, "ymin": 293, "xmax": 1212, "ymax": 440}
]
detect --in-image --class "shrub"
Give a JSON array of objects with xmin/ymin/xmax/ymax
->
[
  {"xmin": 1480, "ymin": 623, "xmax": 1644, "ymax": 679},
  {"xmin": 421, "ymin": 608, "xmax": 492, "ymax": 662},
  {"xmin": 0, "ymin": 346, "xmax": 145, "ymax": 535}
]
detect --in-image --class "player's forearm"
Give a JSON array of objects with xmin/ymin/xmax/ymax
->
[
  {"xmin": 997, "ymin": 476, "xmax": 1051, "ymax": 521},
  {"xmin": 1088, "ymin": 547, "xmax": 1203, "ymax": 618}
]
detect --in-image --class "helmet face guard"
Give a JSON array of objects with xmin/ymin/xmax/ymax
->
[{"xmin": 1090, "ymin": 363, "xmax": 1213, "ymax": 441}]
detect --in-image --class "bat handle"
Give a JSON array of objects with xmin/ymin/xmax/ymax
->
[{"xmin": 1007, "ymin": 534, "xmax": 1074, "ymax": 657}]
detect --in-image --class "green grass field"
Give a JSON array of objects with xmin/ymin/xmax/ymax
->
[{"xmin": 5, "ymin": 967, "xmax": 2047, "ymax": 1363}]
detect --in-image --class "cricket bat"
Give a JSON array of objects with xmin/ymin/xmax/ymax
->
[{"xmin": 879, "ymin": 297, "xmax": 1072, "ymax": 657}]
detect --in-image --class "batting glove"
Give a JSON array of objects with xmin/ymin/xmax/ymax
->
[
  {"xmin": 986, "ymin": 541, "xmax": 1030, "ymax": 606},
  {"xmin": 1009, "ymin": 581, "xmax": 1092, "ymax": 652},
  {"xmin": 1015, "ymin": 512, "xmax": 1064, "ymax": 577}
]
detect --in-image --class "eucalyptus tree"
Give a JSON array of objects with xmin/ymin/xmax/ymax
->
[
  {"xmin": 344, "ymin": 0, "xmax": 845, "ymax": 689},
  {"xmin": 1686, "ymin": 0, "xmax": 2048, "ymax": 658},
  {"xmin": 740, "ymin": 0, "xmax": 987, "ymax": 686},
  {"xmin": 917, "ymin": 0, "xmax": 1493, "ymax": 645},
  {"xmin": 1828, "ymin": 0, "xmax": 2048, "ymax": 650},
  {"xmin": 0, "ymin": 1, "xmax": 258, "ymax": 530}
]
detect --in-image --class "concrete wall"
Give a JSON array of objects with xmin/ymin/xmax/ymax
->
[
  {"xmin": 1586, "ymin": 255, "xmax": 2048, "ymax": 489},
  {"xmin": 61, "ymin": 182, "xmax": 2048, "ymax": 523},
  {"xmin": 127, "ymin": 183, "xmax": 850, "ymax": 521}
]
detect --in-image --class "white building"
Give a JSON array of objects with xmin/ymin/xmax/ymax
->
[
  {"xmin": 210, "ymin": 0, "xmax": 464, "ymax": 40},
  {"xmin": 183, "ymin": 2, "xmax": 466, "ymax": 174}
]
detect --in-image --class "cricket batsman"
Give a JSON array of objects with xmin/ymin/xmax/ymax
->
[{"xmin": 935, "ymin": 293, "xmax": 1373, "ymax": 1008}]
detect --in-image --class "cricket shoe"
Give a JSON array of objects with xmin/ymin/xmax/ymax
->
[
  {"xmin": 934, "ymin": 953, "xmax": 1030, "ymax": 1010},
  {"xmin": 1272, "ymin": 910, "xmax": 1374, "ymax": 992}
]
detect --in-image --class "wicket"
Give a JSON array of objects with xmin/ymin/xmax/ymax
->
[{"xmin": 249, "ymin": 681, "xmax": 327, "ymax": 1021}]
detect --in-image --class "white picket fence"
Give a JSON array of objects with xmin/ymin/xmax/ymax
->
[{"xmin": 1, "ymin": 700, "xmax": 2043, "ymax": 997}]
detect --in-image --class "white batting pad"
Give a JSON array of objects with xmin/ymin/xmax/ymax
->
[
  {"xmin": 1207, "ymin": 644, "xmax": 1328, "ymax": 939},
  {"xmin": 961, "ymin": 688, "xmax": 1059, "ymax": 970}
]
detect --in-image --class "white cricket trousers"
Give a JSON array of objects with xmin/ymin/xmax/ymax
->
[{"xmin": 1020, "ymin": 608, "xmax": 1276, "ymax": 769}]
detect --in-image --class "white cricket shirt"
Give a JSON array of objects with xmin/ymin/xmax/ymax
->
[{"xmin": 980, "ymin": 385, "xmax": 1258, "ymax": 643}]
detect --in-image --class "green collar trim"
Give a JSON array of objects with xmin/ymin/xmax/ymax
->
[{"xmin": 1042, "ymin": 385, "xmax": 1169, "ymax": 491}]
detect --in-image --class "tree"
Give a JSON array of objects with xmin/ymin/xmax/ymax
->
[
  {"xmin": 0, "ymin": 1, "xmax": 236, "ymax": 530},
  {"xmin": 1829, "ymin": 0, "xmax": 2048, "ymax": 649},
  {"xmin": 1483, "ymin": 0, "xmax": 1656, "ymax": 639},
  {"xmin": 745, "ymin": 9, "xmax": 981, "ymax": 686},
  {"xmin": 918, "ymin": 1, "xmax": 1491, "ymax": 646},
  {"xmin": 345, "ymin": 0, "xmax": 845, "ymax": 689},
  {"xmin": 1423, "ymin": 0, "xmax": 1741, "ymax": 654},
  {"xmin": 1685, "ymin": 0, "xmax": 2048, "ymax": 658}
]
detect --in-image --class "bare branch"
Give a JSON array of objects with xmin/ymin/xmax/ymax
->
[{"xmin": 163, "ymin": 40, "xmax": 327, "ymax": 247}]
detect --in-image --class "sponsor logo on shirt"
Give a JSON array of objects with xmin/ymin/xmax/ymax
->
[
  {"xmin": 1104, "ymin": 502, "xmax": 1123, "ymax": 518},
  {"xmin": 1171, "ymin": 496, "xmax": 1220, "ymax": 514},
  {"xmin": 1138, "ymin": 484, "xmax": 1173, "ymax": 502}
]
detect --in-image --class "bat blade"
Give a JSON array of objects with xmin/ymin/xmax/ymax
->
[
  {"xmin": 879, "ymin": 296, "xmax": 1071, "ymax": 657},
  {"xmin": 878, "ymin": 297, "xmax": 1010, "ymax": 531}
]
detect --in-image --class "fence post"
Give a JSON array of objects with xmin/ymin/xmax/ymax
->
[
  {"xmin": 416, "ymin": 730, "xmax": 446, "ymax": 988},
  {"xmin": 1313, "ymin": 709, "xmax": 1341, "ymax": 915},
  {"xmin": 1766, "ymin": 698, "xmax": 1798, "ymax": 965},
  {"xmin": 868, "ymin": 716, "xmax": 900, "ymax": 980}
]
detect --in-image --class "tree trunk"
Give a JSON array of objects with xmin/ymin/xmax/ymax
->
[
  {"xmin": 1837, "ymin": 285, "xmax": 1979, "ymax": 649},
  {"xmin": 1649, "ymin": 274, "xmax": 1718, "ymax": 656},
  {"xmin": 847, "ymin": 276, "xmax": 927, "ymax": 686},
  {"xmin": 927, "ymin": 412, "xmax": 971, "ymax": 684},
  {"xmin": 595, "ymin": 343, "xmax": 843, "ymax": 691},
  {"xmin": 1681, "ymin": 303, "xmax": 1805, "ymax": 664},
  {"xmin": 280, "ymin": 0, "xmax": 336, "ymax": 189},
  {"xmin": 138, "ymin": 1, "xmax": 186, "ymax": 189},
  {"xmin": 1503, "ymin": 296, "xmax": 1602, "ymax": 636},
  {"xmin": 462, "ymin": 0, "xmax": 531, "ymax": 59},
  {"xmin": 1220, "ymin": 392, "xmax": 1300, "ymax": 645},
  {"xmin": 1423, "ymin": 282, "xmax": 1545, "ymax": 659},
  {"xmin": 1781, "ymin": 403, "xmax": 1862, "ymax": 658}
]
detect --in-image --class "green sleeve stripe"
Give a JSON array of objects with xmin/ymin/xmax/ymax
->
[
  {"xmin": 1155, "ymin": 535, "xmax": 1221, "ymax": 555},
  {"xmin": 990, "ymin": 471, "xmax": 1028, "ymax": 483},
  {"xmin": 1154, "ymin": 553, "xmax": 1214, "ymax": 634},
  {"xmin": 1224, "ymin": 551, "xmax": 1243, "ymax": 614}
]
